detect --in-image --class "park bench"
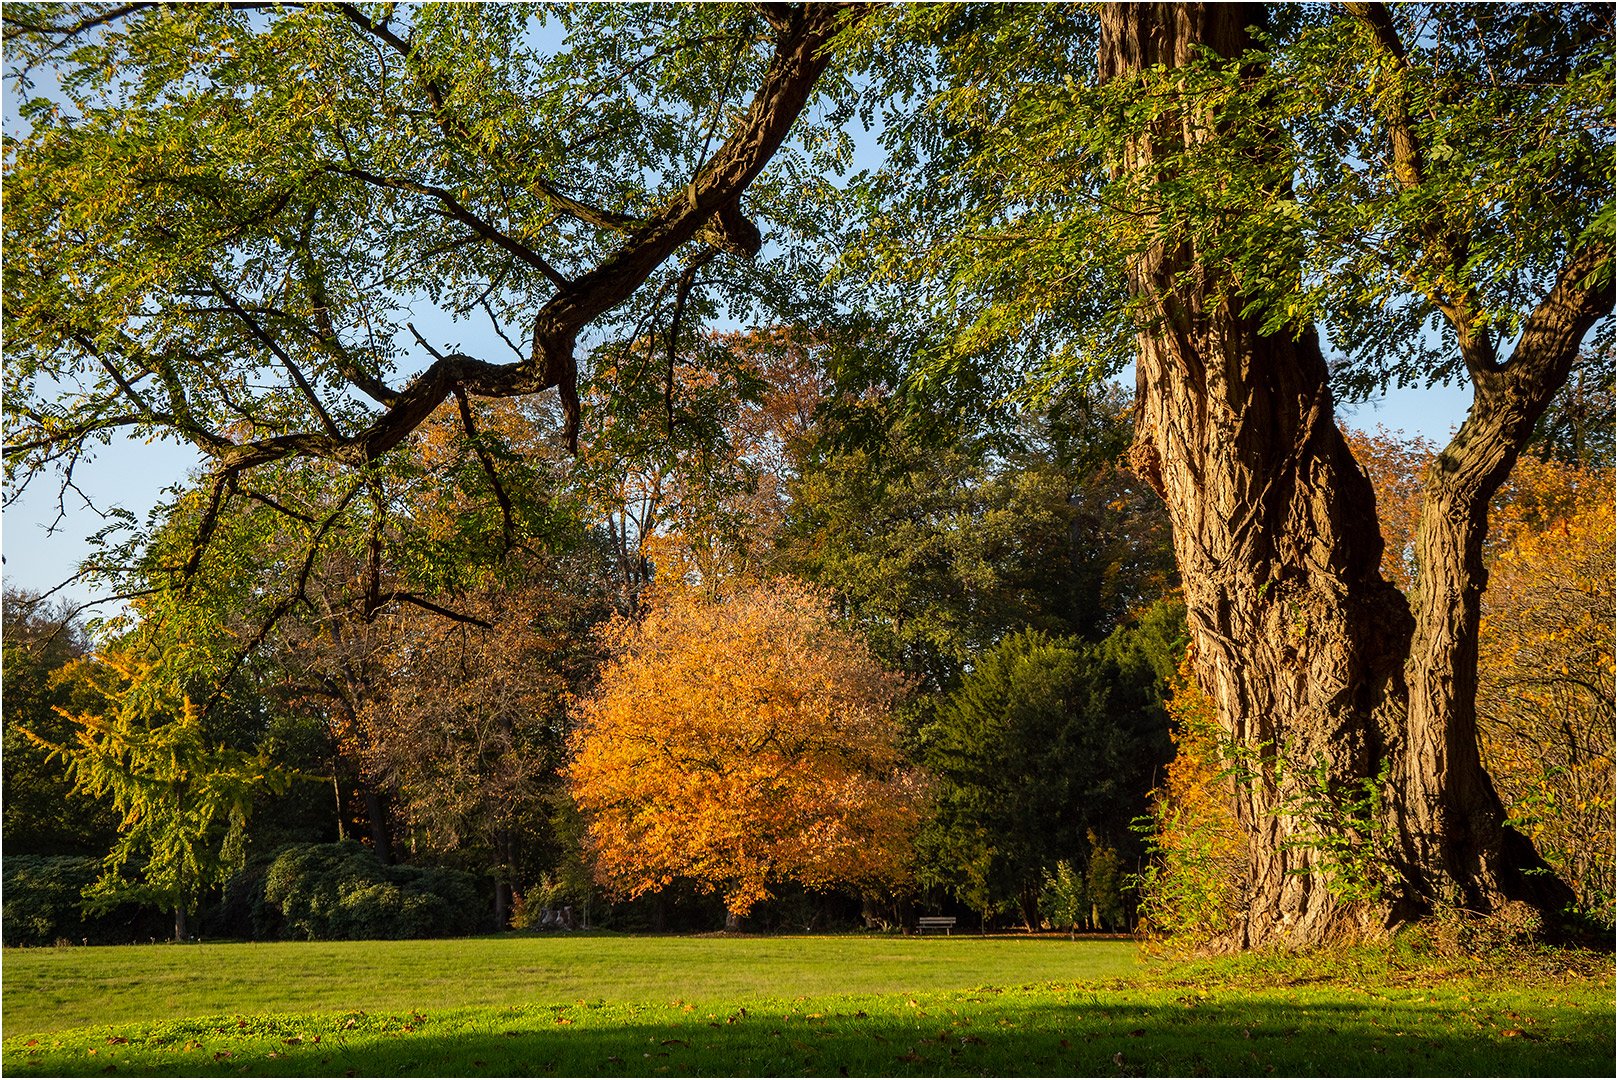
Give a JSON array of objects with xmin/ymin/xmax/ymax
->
[{"xmin": 917, "ymin": 916, "xmax": 957, "ymax": 935}]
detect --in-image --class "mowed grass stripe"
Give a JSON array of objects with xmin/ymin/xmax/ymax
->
[{"xmin": 0, "ymin": 934, "xmax": 1139, "ymax": 1033}]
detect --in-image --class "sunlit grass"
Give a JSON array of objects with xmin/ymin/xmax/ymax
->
[
  {"xmin": 2, "ymin": 935, "xmax": 1610, "ymax": 1076},
  {"xmin": 1, "ymin": 933, "xmax": 1137, "ymax": 1032}
]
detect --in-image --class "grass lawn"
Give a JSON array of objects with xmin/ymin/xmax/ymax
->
[{"xmin": 2, "ymin": 933, "xmax": 1611, "ymax": 1076}]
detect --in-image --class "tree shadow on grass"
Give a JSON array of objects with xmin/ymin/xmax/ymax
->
[{"xmin": 5, "ymin": 991, "xmax": 1612, "ymax": 1077}]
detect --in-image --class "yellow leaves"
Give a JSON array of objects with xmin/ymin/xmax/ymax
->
[
  {"xmin": 1137, "ymin": 652, "xmax": 1245, "ymax": 941},
  {"xmin": 565, "ymin": 579, "xmax": 925, "ymax": 916},
  {"xmin": 1475, "ymin": 461, "xmax": 1615, "ymax": 915}
]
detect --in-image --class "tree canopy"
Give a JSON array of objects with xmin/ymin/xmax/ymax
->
[
  {"xmin": 4, "ymin": 1, "xmax": 863, "ymax": 617},
  {"xmin": 849, "ymin": 3, "xmax": 1613, "ymax": 399}
]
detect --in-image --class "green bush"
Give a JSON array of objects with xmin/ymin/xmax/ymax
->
[
  {"xmin": 2, "ymin": 855, "xmax": 98, "ymax": 945},
  {"xmin": 1, "ymin": 854, "xmax": 167, "ymax": 945},
  {"xmin": 260, "ymin": 841, "xmax": 485, "ymax": 940},
  {"xmin": 1040, "ymin": 861, "xmax": 1084, "ymax": 936}
]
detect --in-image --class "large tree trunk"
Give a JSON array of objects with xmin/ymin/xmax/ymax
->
[{"xmin": 1101, "ymin": 3, "xmax": 1591, "ymax": 948}]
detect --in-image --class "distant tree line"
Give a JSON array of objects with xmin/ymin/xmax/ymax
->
[{"xmin": 4, "ymin": 338, "xmax": 1189, "ymax": 942}]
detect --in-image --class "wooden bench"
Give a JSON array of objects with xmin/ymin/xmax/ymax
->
[{"xmin": 917, "ymin": 916, "xmax": 957, "ymax": 935}]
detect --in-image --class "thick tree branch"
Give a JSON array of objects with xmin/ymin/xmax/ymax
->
[
  {"xmin": 755, "ymin": 4, "xmax": 799, "ymax": 35},
  {"xmin": 265, "ymin": 3, "xmax": 856, "ymax": 460},
  {"xmin": 1422, "ymin": 237, "xmax": 1615, "ymax": 523},
  {"xmin": 527, "ymin": 3, "xmax": 858, "ymax": 449}
]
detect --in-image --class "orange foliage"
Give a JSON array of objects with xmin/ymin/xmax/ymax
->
[
  {"xmin": 1486, "ymin": 453, "xmax": 1613, "ymax": 556},
  {"xmin": 1477, "ymin": 473, "xmax": 1615, "ymax": 919},
  {"xmin": 1134, "ymin": 654, "xmax": 1245, "ymax": 943},
  {"xmin": 564, "ymin": 579, "xmax": 925, "ymax": 916},
  {"xmin": 1341, "ymin": 426, "xmax": 1434, "ymax": 592},
  {"xmin": 1345, "ymin": 425, "xmax": 1609, "ymax": 590}
]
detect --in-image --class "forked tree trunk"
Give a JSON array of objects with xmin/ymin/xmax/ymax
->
[{"xmin": 1101, "ymin": 3, "xmax": 1595, "ymax": 948}]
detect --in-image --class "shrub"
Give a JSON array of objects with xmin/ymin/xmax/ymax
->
[
  {"xmin": 2, "ymin": 855, "xmax": 98, "ymax": 945},
  {"xmin": 1132, "ymin": 656, "xmax": 1245, "ymax": 945},
  {"xmin": 1040, "ymin": 861, "xmax": 1085, "ymax": 937},
  {"xmin": 1, "ymin": 854, "xmax": 167, "ymax": 945},
  {"xmin": 260, "ymin": 841, "xmax": 485, "ymax": 940},
  {"xmin": 213, "ymin": 858, "xmax": 280, "ymax": 941}
]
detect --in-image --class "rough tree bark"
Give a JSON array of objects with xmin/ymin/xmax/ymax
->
[{"xmin": 1101, "ymin": 3, "xmax": 1610, "ymax": 947}]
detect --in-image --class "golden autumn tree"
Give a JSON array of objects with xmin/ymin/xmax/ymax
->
[
  {"xmin": 564, "ymin": 579, "xmax": 925, "ymax": 924},
  {"xmin": 1477, "ymin": 474, "xmax": 1615, "ymax": 924}
]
